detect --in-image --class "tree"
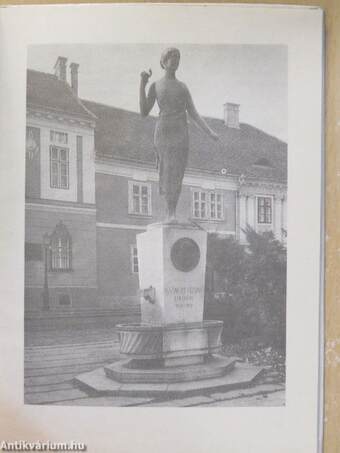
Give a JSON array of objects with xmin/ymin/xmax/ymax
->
[
  {"xmin": 244, "ymin": 226, "xmax": 286, "ymax": 349},
  {"xmin": 205, "ymin": 228, "xmax": 286, "ymax": 350}
]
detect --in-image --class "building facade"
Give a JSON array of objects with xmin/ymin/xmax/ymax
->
[{"xmin": 25, "ymin": 58, "xmax": 287, "ymax": 312}]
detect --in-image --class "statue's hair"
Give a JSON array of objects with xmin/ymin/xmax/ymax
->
[{"xmin": 160, "ymin": 47, "xmax": 181, "ymax": 69}]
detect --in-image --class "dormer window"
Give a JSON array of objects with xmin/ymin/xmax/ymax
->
[{"xmin": 50, "ymin": 221, "xmax": 72, "ymax": 271}]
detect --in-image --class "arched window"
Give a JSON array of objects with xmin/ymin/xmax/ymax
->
[{"xmin": 50, "ymin": 221, "xmax": 72, "ymax": 271}]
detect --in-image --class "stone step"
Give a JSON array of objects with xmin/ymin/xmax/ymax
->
[
  {"xmin": 104, "ymin": 356, "xmax": 238, "ymax": 384},
  {"xmin": 74, "ymin": 362, "xmax": 263, "ymax": 398}
]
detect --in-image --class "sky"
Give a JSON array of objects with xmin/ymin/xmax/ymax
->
[{"xmin": 28, "ymin": 44, "xmax": 287, "ymax": 141}]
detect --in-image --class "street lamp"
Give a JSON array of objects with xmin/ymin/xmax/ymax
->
[{"xmin": 42, "ymin": 232, "xmax": 51, "ymax": 311}]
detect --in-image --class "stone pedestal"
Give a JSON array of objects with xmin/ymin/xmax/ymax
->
[
  {"xmin": 131, "ymin": 222, "xmax": 217, "ymax": 367},
  {"xmin": 75, "ymin": 221, "xmax": 263, "ymax": 399},
  {"xmin": 137, "ymin": 222, "xmax": 207, "ymax": 325}
]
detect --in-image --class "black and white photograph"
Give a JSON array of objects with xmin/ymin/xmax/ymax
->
[
  {"xmin": 24, "ymin": 43, "xmax": 288, "ymax": 407},
  {"xmin": 0, "ymin": 3, "xmax": 325, "ymax": 452}
]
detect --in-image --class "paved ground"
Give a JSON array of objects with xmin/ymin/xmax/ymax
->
[{"xmin": 24, "ymin": 322, "xmax": 285, "ymax": 407}]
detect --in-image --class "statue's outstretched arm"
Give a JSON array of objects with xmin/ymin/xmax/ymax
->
[
  {"xmin": 186, "ymin": 87, "xmax": 218, "ymax": 141},
  {"xmin": 140, "ymin": 72, "xmax": 156, "ymax": 117}
]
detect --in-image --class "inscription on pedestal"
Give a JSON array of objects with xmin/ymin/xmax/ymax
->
[
  {"xmin": 165, "ymin": 286, "xmax": 203, "ymax": 309},
  {"xmin": 137, "ymin": 223, "xmax": 207, "ymax": 324}
]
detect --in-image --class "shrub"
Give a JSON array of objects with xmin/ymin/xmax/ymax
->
[{"xmin": 205, "ymin": 227, "xmax": 286, "ymax": 350}]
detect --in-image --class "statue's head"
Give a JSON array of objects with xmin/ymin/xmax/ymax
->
[{"xmin": 160, "ymin": 47, "xmax": 181, "ymax": 71}]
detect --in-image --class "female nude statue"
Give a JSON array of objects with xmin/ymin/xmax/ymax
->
[{"xmin": 140, "ymin": 47, "xmax": 218, "ymax": 222}]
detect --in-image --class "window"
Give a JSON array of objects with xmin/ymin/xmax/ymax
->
[
  {"xmin": 50, "ymin": 130, "xmax": 69, "ymax": 189},
  {"xmin": 257, "ymin": 197, "xmax": 272, "ymax": 224},
  {"xmin": 209, "ymin": 192, "xmax": 223, "ymax": 220},
  {"xmin": 193, "ymin": 191, "xmax": 207, "ymax": 219},
  {"xmin": 131, "ymin": 245, "xmax": 139, "ymax": 273},
  {"xmin": 192, "ymin": 190, "xmax": 223, "ymax": 220},
  {"xmin": 128, "ymin": 181, "xmax": 151, "ymax": 216},
  {"xmin": 50, "ymin": 146, "xmax": 69, "ymax": 189},
  {"xmin": 50, "ymin": 221, "xmax": 72, "ymax": 271},
  {"xmin": 58, "ymin": 294, "xmax": 71, "ymax": 306},
  {"xmin": 50, "ymin": 130, "xmax": 68, "ymax": 145}
]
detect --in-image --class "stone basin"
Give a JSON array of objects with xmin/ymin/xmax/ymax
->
[{"xmin": 116, "ymin": 320, "xmax": 223, "ymax": 365}]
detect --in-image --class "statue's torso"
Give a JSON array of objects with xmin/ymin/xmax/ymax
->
[
  {"xmin": 152, "ymin": 78, "xmax": 189, "ymax": 200},
  {"xmin": 155, "ymin": 78, "xmax": 188, "ymax": 118}
]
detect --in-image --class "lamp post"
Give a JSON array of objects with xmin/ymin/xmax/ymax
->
[{"xmin": 42, "ymin": 232, "xmax": 50, "ymax": 311}]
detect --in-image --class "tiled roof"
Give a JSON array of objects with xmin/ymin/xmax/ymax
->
[
  {"xmin": 83, "ymin": 100, "xmax": 287, "ymax": 183},
  {"xmin": 27, "ymin": 69, "xmax": 287, "ymax": 183},
  {"xmin": 27, "ymin": 70, "xmax": 95, "ymax": 120}
]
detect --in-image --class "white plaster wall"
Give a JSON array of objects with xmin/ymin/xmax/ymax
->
[
  {"xmin": 239, "ymin": 186, "xmax": 287, "ymax": 243},
  {"xmin": 41, "ymin": 128, "xmax": 77, "ymax": 202},
  {"xmin": 248, "ymin": 196, "xmax": 256, "ymax": 229},
  {"xmin": 27, "ymin": 115, "xmax": 95, "ymax": 204},
  {"xmin": 82, "ymin": 132, "xmax": 95, "ymax": 204},
  {"xmin": 239, "ymin": 194, "xmax": 247, "ymax": 243}
]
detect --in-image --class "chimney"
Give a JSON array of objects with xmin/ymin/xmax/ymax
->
[
  {"xmin": 70, "ymin": 62, "xmax": 79, "ymax": 96},
  {"xmin": 54, "ymin": 56, "xmax": 67, "ymax": 83},
  {"xmin": 224, "ymin": 102, "xmax": 240, "ymax": 129}
]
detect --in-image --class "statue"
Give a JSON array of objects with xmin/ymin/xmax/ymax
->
[{"xmin": 140, "ymin": 47, "xmax": 218, "ymax": 222}]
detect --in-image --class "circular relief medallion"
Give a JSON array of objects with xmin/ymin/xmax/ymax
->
[{"xmin": 170, "ymin": 237, "xmax": 200, "ymax": 272}]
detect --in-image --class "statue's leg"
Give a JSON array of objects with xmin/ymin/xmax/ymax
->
[
  {"xmin": 166, "ymin": 186, "xmax": 181, "ymax": 220},
  {"xmin": 162, "ymin": 144, "xmax": 188, "ymax": 221},
  {"xmin": 165, "ymin": 197, "xmax": 176, "ymax": 220}
]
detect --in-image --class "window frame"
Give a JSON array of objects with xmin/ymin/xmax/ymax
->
[
  {"xmin": 256, "ymin": 195, "xmax": 273, "ymax": 225},
  {"xmin": 49, "ymin": 222, "xmax": 72, "ymax": 272},
  {"xmin": 130, "ymin": 244, "xmax": 139, "ymax": 274},
  {"xmin": 50, "ymin": 130, "xmax": 68, "ymax": 145},
  {"xmin": 128, "ymin": 181, "xmax": 152, "ymax": 216},
  {"xmin": 192, "ymin": 189, "xmax": 224, "ymax": 221},
  {"xmin": 49, "ymin": 145, "xmax": 70, "ymax": 190}
]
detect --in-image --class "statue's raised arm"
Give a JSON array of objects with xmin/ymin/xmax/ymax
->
[{"xmin": 139, "ymin": 69, "xmax": 156, "ymax": 117}]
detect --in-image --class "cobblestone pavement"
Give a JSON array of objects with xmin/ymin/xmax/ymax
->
[{"xmin": 25, "ymin": 321, "xmax": 285, "ymax": 407}]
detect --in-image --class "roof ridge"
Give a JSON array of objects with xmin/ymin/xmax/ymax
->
[
  {"xmin": 82, "ymin": 98, "xmax": 159, "ymax": 119},
  {"xmin": 27, "ymin": 69, "xmax": 95, "ymax": 121},
  {"xmin": 27, "ymin": 68, "xmax": 286, "ymax": 145},
  {"xmin": 62, "ymin": 83, "xmax": 97, "ymax": 120},
  {"xmin": 83, "ymin": 98, "xmax": 286, "ymax": 145},
  {"xmin": 27, "ymin": 68, "xmax": 58, "ymax": 79}
]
